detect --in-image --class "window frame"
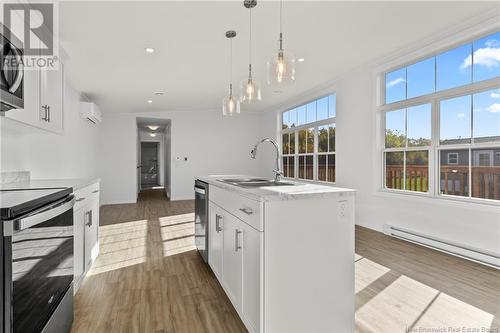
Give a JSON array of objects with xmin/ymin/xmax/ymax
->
[
  {"xmin": 380, "ymin": 67, "xmax": 500, "ymax": 205},
  {"xmin": 447, "ymin": 153, "xmax": 459, "ymax": 165},
  {"xmin": 280, "ymin": 94, "xmax": 336, "ymax": 184}
]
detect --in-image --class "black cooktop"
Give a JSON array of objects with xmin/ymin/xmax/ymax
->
[{"xmin": 0, "ymin": 188, "xmax": 72, "ymax": 220}]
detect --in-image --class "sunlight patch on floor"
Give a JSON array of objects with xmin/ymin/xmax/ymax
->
[
  {"xmin": 355, "ymin": 257, "xmax": 390, "ymax": 293},
  {"xmin": 355, "ymin": 270, "xmax": 494, "ymax": 332},
  {"xmin": 411, "ymin": 292, "xmax": 495, "ymax": 331},
  {"xmin": 159, "ymin": 213, "xmax": 196, "ymax": 257},
  {"xmin": 87, "ymin": 219, "xmax": 148, "ymax": 276}
]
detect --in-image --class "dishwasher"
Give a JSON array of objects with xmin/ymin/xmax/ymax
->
[{"xmin": 194, "ymin": 180, "xmax": 209, "ymax": 262}]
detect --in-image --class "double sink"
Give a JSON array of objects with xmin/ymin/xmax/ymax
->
[{"xmin": 218, "ymin": 178, "xmax": 298, "ymax": 188}]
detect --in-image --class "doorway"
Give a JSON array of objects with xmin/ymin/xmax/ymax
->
[{"xmin": 141, "ymin": 142, "xmax": 160, "ymax": 188}]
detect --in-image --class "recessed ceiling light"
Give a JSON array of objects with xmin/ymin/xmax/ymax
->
[
  {"xmin": 149, "ymin": 133, "xmax": 157, "ymax": 137},
  {"xmin": 147, "ymin": 100, "xmax": 153, "ymax": 104},
  {"xmin": 297, "ymin": 58, "xmax": 305, "ymax": 62},
  {"xmin": 148, "ymin": 125, "xmax": 159, "ymax": 130},
  {"xmin": 154, "ymin": 91, "xmax": 165, "ymax": 96},
  {"xmin": 145, "ymin": 47, "xmax": 155, "ymax": 53}
]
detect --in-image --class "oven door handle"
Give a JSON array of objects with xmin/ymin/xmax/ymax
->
[
  {"xmin": 194, "ymin": 186, "xmax": 206, "ymax": 195},
  {"xmin": 14, "ymin": 195, "xmax": 75, "ymax": 232}
]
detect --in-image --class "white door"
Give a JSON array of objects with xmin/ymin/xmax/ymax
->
[
  {"xmin": 241, "ymin": 222, "xmax": 262, "ymax": 332},
  {"xmin": 222, "ymin": 213, "xmax": 242, "ymax": 310},
  {"xmin": 73, "ymin": 207, "xmax": 85, "ymax": 286},
  {"xmin": 209, "ymin": 202, "xmax": 223, "ymax": 279}
]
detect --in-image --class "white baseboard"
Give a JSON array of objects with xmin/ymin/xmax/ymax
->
[{"xmin": 383, "ymin": 224, "xmax": 500, "ymax": 269}]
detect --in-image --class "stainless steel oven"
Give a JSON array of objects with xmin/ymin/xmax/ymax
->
[
  {"xmin": 1, "ymin": 23, "xmax": 24, "ymax": 112},
  {"xmin": 194, "ymin": 180, "xmax": 209, "ymax": 262},
  {"xmin": 1, "ymin": 190, "xmax": 74, "ymax": 333}
]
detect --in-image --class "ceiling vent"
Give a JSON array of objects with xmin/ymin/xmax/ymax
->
[{"xmin": 79, "ymin": 102, "xmax": 102, "ymax": 124}]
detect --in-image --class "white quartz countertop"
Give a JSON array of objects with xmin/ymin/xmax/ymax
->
[
  {"xmin": 196, "ymin": 175, "xmax": 355, "ymax": 202},
  {"xmin": 0, "ymin": 178, "xmax": 100, "ymax": 191}
]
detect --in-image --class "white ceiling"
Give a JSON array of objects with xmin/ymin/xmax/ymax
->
[{"xmin": 60, "ymin": 1, "xmax": 497, "ymax": 114}]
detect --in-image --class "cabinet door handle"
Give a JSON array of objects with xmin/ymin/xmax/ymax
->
[
  {"xmin": 47, "ymin": 106, "xmax": 50, "ymax": 122},
  {"xmin": 92, "ymin": 190, "xmax": 99, "ymax": 193},
  {"xmin": 215, "ymin": 214, "xmax": 223, "ymax": 232},
  {"xmin": 76, "ymin": 197, "xmax": 85, "ymax": 202},
  {"xmin": 235, "ymin": 229, "xmax": 242, "ymax": 252},
  {"xmin": 239, "ymin": 208, "xmax": 253, "ymax": 215},
  {"xmin": 85, "ymin": 211, "xmax": 93, "ymax": 227},
  {"xmin": 40, "ymin": 105, "xmax": 49, "ymax": 121}
]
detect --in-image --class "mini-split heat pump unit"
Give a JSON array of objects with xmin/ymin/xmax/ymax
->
[{"xmin": 79, "ymin": 101, "xmax": 102, "ymax": 124}]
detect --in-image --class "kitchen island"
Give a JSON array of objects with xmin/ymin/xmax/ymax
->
[{"xmin": 197, "ymin": 175, "xmax": 355, "ymax": 333}]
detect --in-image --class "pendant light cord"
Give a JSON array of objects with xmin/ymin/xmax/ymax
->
[
  {"xmin": 248, "ymin": 8, "xmax": 252, "ymax": 78},
  {"xmin": 280, "ymin": 0, "xmax": 283, "ymax": 34},
  {"xmin": 229, "ymin": 37, "xmax": 233, "ymax": 94},
  {"xmin": 279, "ymin": 0, "xmax": 283, "ymax": 51}
]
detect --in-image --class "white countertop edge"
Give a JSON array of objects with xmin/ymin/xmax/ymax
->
[{"xmin": 195, "ymin": 175, "xmax": 356, "ymax": 202}]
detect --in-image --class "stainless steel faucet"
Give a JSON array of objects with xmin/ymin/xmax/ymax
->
[{"xmin": 250, "ymin": 138, "xmax": 283, "ymax": 182}]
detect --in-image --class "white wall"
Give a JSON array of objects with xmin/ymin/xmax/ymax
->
[
  {"xmin": 98, "ymin": 110, "xmax": 268, "ymax": 204},
  {"xmin": 0, "ymin": 84, "xmax": 100, "ymax": 180}
]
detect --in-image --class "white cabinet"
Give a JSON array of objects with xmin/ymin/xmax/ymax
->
[
  {"xmin": 73, "ymin": 208, "xmax": 86, "ymax": 286},
  {"xmin": 241, "ymin": 221, "xmax": 261, "ymax": 333},
  {"xmin": 208, "ymin": 202, "xmax": 223, "ymax": 279},
  {"xmin": 73, "ymin": 181, "xmax": 100, "ymax": 292},
  {"xmin": 84, "ymin": 198, "xmax": 99, "ymax": 270},
  {"xmin": 38, "ymin": 63, "xmax": 64, "ymax": 132},
  {"xmin": 209, "ymin": 196, "xmax": 262, "ymax": 333},
  {"xmin": 222, "ymin": 212, "xmax": 243, "ymax": 309},
  {"xmin": 208, "ymin": 184, "xmax": 355, "ymax": 333},
  {"xmin": 5, "ymin": 6, "xmax": 64, "ymax": 134}
]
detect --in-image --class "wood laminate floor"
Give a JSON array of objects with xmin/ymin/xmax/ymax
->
[{"xmin": 72, "ymin": 189, "xmax": 500, "ymax": 333}]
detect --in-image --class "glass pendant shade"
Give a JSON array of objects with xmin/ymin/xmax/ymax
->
[
  {"xmin": 240, "ymin": 76, "xmax": 262, "ymax": 104},
  {"xmin": 222, "ymin": 85, "xmax": 240, "ymax": 116},
  {"xmin": 267, "ymin": 49, "xmax": 296, "ymax": 86}
]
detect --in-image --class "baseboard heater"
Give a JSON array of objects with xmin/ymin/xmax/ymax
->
[{"xmin": 383, "ymin": 224, "xmax": 500, "ymax": 269}]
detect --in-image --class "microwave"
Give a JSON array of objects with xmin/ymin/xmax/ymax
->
[{"xmin": 0, "ymin": 23, "xmax": 24, "ymax": 112}]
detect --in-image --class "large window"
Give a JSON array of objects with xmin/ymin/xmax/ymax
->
[
  {"xmin": 382, "ymin": 31, "xmax": 500, "ymax": 202},
  {"xmin": 281, "ymin": 94, "xmax": 336, "ymax": 183}
]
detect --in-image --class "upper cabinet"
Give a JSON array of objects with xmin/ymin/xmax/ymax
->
[
  {"xmin": 4, "ymin": 2, "xmax": 65, "ymax": 134},
  {"xmin": 6, "ymin": 51, "xmax": 65, "ymax": 134}
]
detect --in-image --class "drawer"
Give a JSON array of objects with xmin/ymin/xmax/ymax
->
[
  {"xmin": 74, "ymin": 182, "xmax": 100, "ymax": 210},
  {"xmin": 210, "ymin": 186, "xmax": 263, "ymax": 231}
]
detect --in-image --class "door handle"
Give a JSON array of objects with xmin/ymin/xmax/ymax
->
[
  {"xmin": 239, "ymin": 208, "xmax": 253, "ymax": 215},
  {"xmin": 235, "ymin": 229, "xmax": 242, "ymax": 252}
]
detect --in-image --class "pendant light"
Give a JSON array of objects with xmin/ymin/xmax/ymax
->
[
  {"xmin": 267, "ymin": 0, "xmax": 296, "ymax": 87},
  {"xmin": 222, "ymin": 30, "xmax": 240, "ymax": 116},
  {"xmin": 240, "ymin": 0, "xmax": 262, "ymax": 104}
]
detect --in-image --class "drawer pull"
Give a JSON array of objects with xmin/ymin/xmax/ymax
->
[
  {"xmin": 75, "ymin": 197, "xmax": 85, "ymax": 202},
  {"xmin": 92, "ymin": 190, "xmax": 99, "ymax": 193},
  {"xmin": 235, "ymin": 229, "xmax": 242, "ymax": 251},
  {"xmin": 239, "ymin": 208, "xmax": 253, "ymax": 215},
  {"xmin": 215, "ymin": 214, "xmax": 223, "ymax": 232}
]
